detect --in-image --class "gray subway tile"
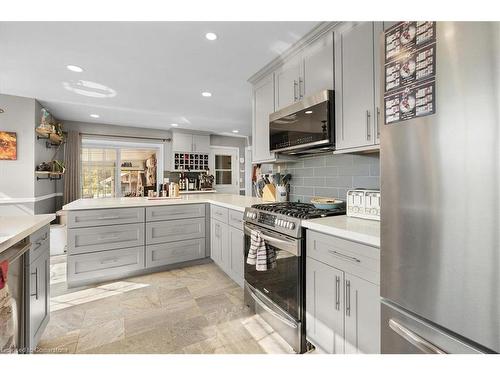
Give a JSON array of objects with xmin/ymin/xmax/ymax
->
[
  {"xmin": 302, "ymin": 195, "xmax": 314, "ymax": 203},
  {"xmin": 325, "ymin": 154, "xmax": 354, "ymax": 166},
  {"xmin": 353, "ymin": 153, "xmax": 380, "ymax": 165},
  {"xmin": 337, "ymin": 188, "xmax": 350, "ymax": 200},
  {"xmin": 303, "ymin": 177, "xmax": 326, "ymax": 187},
  {"xmin": 313, "ymin": 166, "xmax": 338, "ymax": 177},
  {"xmin": 325, "ymin": 176, "xmax": 353, "ymax": 188},
  {"xmin": 313, "ymin": 187, "xmax": 339, "ymax": 198},
  {"xmin": 289, "ymin": 195, "xmax": 303, "ymax": 203},
  {"xmin": 352, "ymin": 176, "xmax": 380, "ymax": 189},
  {"xmin": 291, "ymin": 168, "xmax": 314, "ymax": 177},
  {"xmin": 292, "ymin": 186, "xmax": 314, "ymax": 196},
  {"xmin": 289, "ymin": 177, "xmax": 304, "ymax": 186},
  {"xmin": 338, "ymin": 163, "xmax": 370, "ymax": 176},
  {"xmin": 303, "ymin": 156, "xmax": 325, "ymax": 168}
]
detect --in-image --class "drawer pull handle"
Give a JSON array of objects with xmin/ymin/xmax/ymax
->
[
  {"xmin": 335, "ymin": 275, "xmax": 340, "ymax": 311},
  {"xmin": 345, "ymin": 280, "xmax": 351, "ymax": 316},
  {"xmin": 101, "ymin": 257, "xmax": 119, "ymax": 264},
  {"xmin": 34, "ymin": 233, "xmax": 48, "ymax": 248},
  {"xmin": 98, "ymin": 215, "xmax": 120, "ymax": 220},
  {"xmin": 328, "ymin": 250, "xmax": 361, "ymax": 263},
  {"xmin": 30, "ymin": 269, "xmax": 39, "ymax": 299}
]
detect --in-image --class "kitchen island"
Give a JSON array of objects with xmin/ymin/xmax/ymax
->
[{"xmin": 62, "ymin": 194, "xmax": 264, "ymax": 287}]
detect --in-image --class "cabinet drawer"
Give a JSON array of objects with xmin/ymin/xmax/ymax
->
[
  {"xmin": 146, "ymin": 217, "xmax": 205, "ymax": 245},
  {"xmin": 67, "ymin": 246, "xmax": 145, "ymax": 284},
  {"xmin": 228, "ymin": 209, "xmax": 244, "ymax": 230},
  {"xmin": 146, "ymin": 239, "xmax": 205, "ymax": 268},
  {"xmin": 211, "ymin": 205, "xmax": 228, "ymax": 224},
  {"xmin": 146, "ymin": 204, "xmax": 205, "ymax": 222},
  {"xmin": 68, "ymin": 223, "xmax": 145, "ymax": 255},
  {"xmin": 307, "ymin": 230, "xmax": 380, "ymax": 284},
  {"xmin": 29, "ymin": 225, "xmax": 50, "ymax": 263},
  {"xmin": 67, "ymin": 207, "xmax": 144, "ymax": 228}
]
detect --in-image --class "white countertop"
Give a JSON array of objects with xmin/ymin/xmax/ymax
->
[
  {"xmin": 0, "ymin": 214, "xmax": 56, "ymax": 254},
  {"xmin": 302, "ymin": 215, "xmax": 380, "ymax": 248},
  {"xmin": 63, "ymin": 193, "xmax": 265, "ymax": 213},
  {"xmin": 179, "ymin": 190, "xmax": 217, "ymax": 194}
]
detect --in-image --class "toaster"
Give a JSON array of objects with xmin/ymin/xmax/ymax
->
[{"xmin": 346, "ymin": 189, "xmax": 380, "ymax": 221}]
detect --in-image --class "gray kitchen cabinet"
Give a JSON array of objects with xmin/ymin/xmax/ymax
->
[
  {"xmin": 210, "ymin": 206, "xmax": 244, "ymax": 287},
  {"xmin": 306, "ymin": 256, "xmax": 344, "ymax": 353},
  {"xmin": 68, "ymin": 246, "xmax": 145, "ymax": 286},
  {"xmin": 146, "ymin": 238, "xmax": 205, "ymax": 268},
  {"xmin": 146, "ymin": 217, "xmax": 205, "ymax": 245},
  {"xmin": 306, "ymin": 229, "xmax": 380, "ymax": 354},
  {"xmin": 146, "ymin": 203, "xmax": 205, "ymax": 222},
  {"xmin": 26, "ymin": 242, "xmax": 50, "ymax": 350},
  {"xmin": 344, "ymin": 273, "xmax": 381, "ymax": 354},
  {"xmin": 303, "ymin": 31, "xmax": 334, "ymax": 96},
  {"xmin": 68, "ymin": 223, "xmax": 145, "ymax": 255},
  {"xmin": 275, "ymin": 57, "xmax": 303, "ymax": 110},
  {"xmin": 67, "ymin": 207, "xmax": 144, "ymax": 229},
  {"xmin": 172, "ymin": 132, "xmax": 210, "ymax": 153},
  {"xmin": 334, "ymin": 22, "xmax": 384, "ymax": 153},
  {"xmin": 228, "ymin": 225, "xmax": 244, "ymax": 287},
  {"xmin": 252, "ymin": 73, "xmax": 275, "ymax": 163}
]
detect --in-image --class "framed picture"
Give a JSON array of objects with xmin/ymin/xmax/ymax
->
[{"xmin": 0, "ymin": 131, "xmax": 17, "ymax": 160}]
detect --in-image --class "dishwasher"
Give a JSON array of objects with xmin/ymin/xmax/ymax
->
[{"xmin": 0, "ymin": 239, "xmax": 30, "ymax": 354}]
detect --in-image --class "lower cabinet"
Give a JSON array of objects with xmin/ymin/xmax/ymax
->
[
  {"xmin": 210, "ymin": 206, "xmax": 244, "ymax": 287},
  {"xmin": 146, "ymin": 238, "xmax": 205, "ymax": 268},
  {"xmin": 25, "ymin": 226, "xmax": 50, "ymax": 351},
  {"xmin": 306, "ymin": 229, "xmax": 380, "ymax": 354}
]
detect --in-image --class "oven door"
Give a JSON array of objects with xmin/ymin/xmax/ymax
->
[{"xmin": 243, "ymin": 223, "xmax": 302, "ymax": 321}]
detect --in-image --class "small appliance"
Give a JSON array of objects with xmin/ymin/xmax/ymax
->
[{"xmin": 346, "ymin": 189, "xmax": 380, "ymax": 221}]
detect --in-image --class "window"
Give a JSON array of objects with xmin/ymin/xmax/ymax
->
[
  {"xmin": 80, "ymin": 139, "xmax": 163, "ymax": 198},
  {"xmin": 214, "ymin": 154, "xmax": 232, "ymax": 185}
]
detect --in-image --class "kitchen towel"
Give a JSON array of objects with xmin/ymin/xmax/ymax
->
[
  {"xmin": 247, "ymin": 230, "xmax": 277, "ymax": 271},
  {"xmin": 0, "ymin": 260, "xmax": 8, "ymax": 290},
  {"xmin": 0, "ymin": 286, "xmax": 16, "ymax": 354}
]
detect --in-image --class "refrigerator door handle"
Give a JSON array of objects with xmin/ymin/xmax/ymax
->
[{"xmin": 389, "ymin": 319, "xmax": 447, "ymax": 354}]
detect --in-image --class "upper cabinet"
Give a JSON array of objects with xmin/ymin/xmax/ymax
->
[
  {"xmin": 334, "ymin": 22, "xmax": 383, "ymax": 153},
  {"xmin": 172, "ymin": 132, "xmax": 210, "ymax": 154},
  {"xmin": 252, "ymin": 73, "xmax": 276, "ymax": 163},
  {"xmin": 303, "ymin": 31, "xmax": 334, "ymax": 96},
  {"xmin": 250, "ymin": 28, "xmax": 334, "ymax": 164}
]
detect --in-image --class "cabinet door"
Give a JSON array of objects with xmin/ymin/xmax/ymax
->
[
  {"xmin": 373, "ymin": 22, "xmax": 384, "ymax": 145},
  {"xmin": 306, "ymin": 257, "xmax": 344, "ymax": 354},
  {"xmin": 219, "ymin": 220, "xmax": 230, "ymax": 271},
  {"xmin": 335, "ymin": 22, "xmax": 376, "ymax": 150},
  {"xmin": 29, "ymin": 248, "xmax": 50, "ymax": 348},
  {"xmin": 303, "ymin": 31, "xmax": 334, "ymax": 97},
  {"xmin": 252, "ymin": 74, "xmax": 275, "ymax": 163},
  {"xmin": 275, "ymin": 58, "xmax": 302, "ymax": 110},
  {"xmin": 192, "ymin": 134, "xmax": 210, "ymax": 153},
  {"xmin": 344, "ymin": 273, "xmax": 381, "ymax": 354},
  {"xmin": 210, "ymin": 220, "xmax": 221, "ymax": 264},
  {"xmin": 228, "ymin": 226, "xmax": 244, "ymax": 287},
  {"xmin": 172, "ymin": 133, "xmax": 193, "ymax": 152}
]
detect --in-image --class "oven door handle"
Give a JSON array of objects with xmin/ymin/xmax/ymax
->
[
  {"xmin": 244, "ymin": 225, "xmax": 299, "ymax": 256},
  {"xmin": 250, "ymin": 291, "xmax": 298, "ymax": 329}
]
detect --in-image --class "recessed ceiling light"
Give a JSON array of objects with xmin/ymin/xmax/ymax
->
[
  {"xmin": 67, "ymin": 65, "xmax": 84, "ymax": 73},
  {"xmin": 171, "ymin": 123, "xmax": 179, "ymax": 127},
  {"xmin": 305, "ymin": 110, "xmax": 313, "ymax": 114},
  {"xmin": 205, "ymin": 32, "xmax": 217, "ymax": 41},
  {"xmin": 201, "ymin": 91, "xmax": 212, "ymax": 97},
  {"xmin": 232, "ymin": 130, "xmax": 239, "ymax": 133},
  {"xmin": 90, "ymin": 114, "xmax": 100, "ymax": 118}
]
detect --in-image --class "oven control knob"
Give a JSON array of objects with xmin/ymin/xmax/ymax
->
[
  {"xmin": 289, "ymin": 222, "xmax": 296, "ymax": 230},
  {"xmin": 252, "ymin": 213, "xmax": 257, "ymax": 219}
]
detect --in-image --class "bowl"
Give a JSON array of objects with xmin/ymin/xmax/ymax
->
[{"xmin": 310, "ymin": 197, "xmax": 344, "ymax": 210}]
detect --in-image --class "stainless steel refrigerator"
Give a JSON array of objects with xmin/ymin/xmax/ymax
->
[{"xmin": 380, "ymin": 22, "xmax": 500, "ymax": 354}]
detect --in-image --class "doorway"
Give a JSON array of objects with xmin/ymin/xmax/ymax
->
[{"xmin": 209, "ymin": 146, "xmax": 239, "ymax": 194}]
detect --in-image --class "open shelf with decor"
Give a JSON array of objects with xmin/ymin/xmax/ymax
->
[
  {"xmin": 35, "ymin": 171, "xmax": 65, "ymax": 181},
  {"xmin": 35, "ymin": 127, "xmax": 64, "ymax": 148}
]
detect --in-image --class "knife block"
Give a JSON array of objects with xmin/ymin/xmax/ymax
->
[{"xmin": 262, "ymin": 184, "xmax": 277, "ymax": 202}]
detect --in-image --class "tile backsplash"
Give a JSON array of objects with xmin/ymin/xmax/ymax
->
[{"xmin": 279, "ymin": 153, "xmax": 380, "ymax": 203}]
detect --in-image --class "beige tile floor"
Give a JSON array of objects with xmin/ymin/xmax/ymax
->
[{"xmin": 37, "ymin": 255, "xmax": 295, "ymax": 354}]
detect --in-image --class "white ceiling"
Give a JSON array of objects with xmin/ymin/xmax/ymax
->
[{"xmin": 0, "ymin": 21, "xmax": 318, "ymax": 136}]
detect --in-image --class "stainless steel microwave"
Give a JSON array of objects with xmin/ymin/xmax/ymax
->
[{"xmin": 269, "ymin": 90, "xmax": 334, "ymax": 155}]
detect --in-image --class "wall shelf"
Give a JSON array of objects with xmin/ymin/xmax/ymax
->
[
  {"xmin": 35, "ymin": 128, "xmax": 64, "ymax": 148},
  {"xmin": 35, "ymin": 171, "xmax": 64, "ymax": 181}
]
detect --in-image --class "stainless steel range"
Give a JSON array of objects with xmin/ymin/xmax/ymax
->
[{"xmin": 243, "ymin": 202, "xmax": 345, "ymax": 353}]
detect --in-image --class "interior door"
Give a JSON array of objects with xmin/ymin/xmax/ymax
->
[
  {"xmin": 210, "ymin": 147, "xmax": 239, "ymax": 194},
  {"xmin": 306, "ymin": 257, "xmax": 344, "ymax": 353},
  {"xmin": 335, "ymin": 22, "xmax": 376, "ymax": 150}
]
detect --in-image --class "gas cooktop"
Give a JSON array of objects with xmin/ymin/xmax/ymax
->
[
  {"xmin": 251, "ymin": 202, "xmax": 345, "ymax": 219},
  {"xmin": 245, "ymin": 202, "xmax": 346, "ymax": 238}
]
